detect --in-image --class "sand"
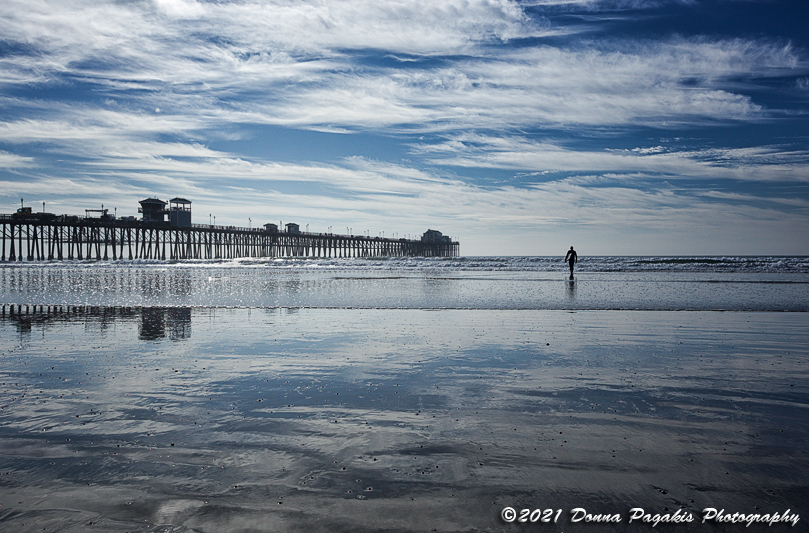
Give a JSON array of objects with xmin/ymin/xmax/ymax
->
[{"xmin": 0, "ymin": 306, "xmax": 807, "ymax": 532}]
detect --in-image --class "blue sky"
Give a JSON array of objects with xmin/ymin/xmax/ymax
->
[{"xmin": 1, "ymin": 0, "xmax": 807, "ymax": 256}]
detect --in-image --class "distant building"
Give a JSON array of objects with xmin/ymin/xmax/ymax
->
[
  {"xmin": 421, "ymin": 229, "xmax": 452, "ymax": 243},
  {"xmin": 264, "ymin": 223, "xmax": 279, "ymax": 233},
  {"xmin": 139, "ymin": 198, "xmax": 167, "ymax": 222},
  {"xmin": 285, "ymin": 223, "xmax": 300, "ymax": 234},
  {"xmin": 168, "ymin": 198, "xmax": 191, "ymax": 227}
]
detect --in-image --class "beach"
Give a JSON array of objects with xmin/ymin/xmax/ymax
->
[{"xmin": 0, "ymin": 258, "xmax": 807, "ymax": 532}]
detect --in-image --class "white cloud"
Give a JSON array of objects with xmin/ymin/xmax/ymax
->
[
  {"xmin": 175, "ymin": 38, "xmax": 797, "ymax": 131},
  {"xmin": 700, "ymin": 190, "xmax": 809, "ymax": 208},
  {"xmin": 0, "ymin": 0, "xmax": 542, "ymax": 67},
  {"xmin": 1, "ymin": 0, "xmax": 808, "ymax": 254},
  {"xmin": 3, "ymin": 149, "xmax": 808, "ymax": 255},
  {"xmin": 0, "ymin": 150, "xmax": 34, "ymax": 168},
  {"xmin": 2, "ymin": 0, "xmax": 802, "ymax": 132},
  {"xmin": 411, "ymin": 133, "xmax": 809, "ymax": 183}
]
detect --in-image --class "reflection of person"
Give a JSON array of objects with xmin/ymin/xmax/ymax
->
[{"xmin": 564, "ymin": 246, "xmax": 577, "ymax": 278}]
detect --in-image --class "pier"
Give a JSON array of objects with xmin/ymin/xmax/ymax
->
[{"xmin": 0, "ymin": 208, "xmax": 459, "ymax": 261}]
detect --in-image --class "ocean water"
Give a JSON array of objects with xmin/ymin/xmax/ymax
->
[
  {"xmin": 1, "ymin": 257, "xmax": 808, "ymax": 532},
  {"xmin": 1, "ymin": 256, "xmax": 808, "ymax": 310}
]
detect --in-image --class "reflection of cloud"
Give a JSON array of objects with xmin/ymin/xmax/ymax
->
[{"xmin": 1, "ymin": 306, "xmax": 805, "ymax": 530}]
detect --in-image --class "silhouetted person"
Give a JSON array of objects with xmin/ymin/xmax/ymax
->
[{"xmin": 565, "ymin": 246, "xmax": 577, "ymax": 279}]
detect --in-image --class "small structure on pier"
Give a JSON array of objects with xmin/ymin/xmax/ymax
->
[
  {"xmin": 139, "ymin": 198, "xmax": 167, "ymax": 223},
  {"xmin": 138, "ymin": 197, "xmax": 191, "ymax": 227},
  {"xmin": 13, "ymin": 204, "xmax": 56, "ymax": 222},
  {"xmin": 264, "ymin": 223, "xmax": 278, "ymax": 233},
  {"xmin": 421, "ymin": 229, "xmax": 452, "ymax": 243},
  {"xmin": 168, "ymin": 198, "xmax": 191, "ymax": 228},
  {"xmin": 85, "ymin": 207, "xmax": 113, "ymax": 220},
  {"xmin": 285, "ymin": 223, "xmax": 300, "ymax": 234}
]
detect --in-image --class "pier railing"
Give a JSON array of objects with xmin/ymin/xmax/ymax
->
[{"xmin": 0, "ymin": 216, "xmax": 459, "ymax": 261}]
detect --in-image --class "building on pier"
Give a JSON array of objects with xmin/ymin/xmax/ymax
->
[
  {"xmin": 139, "ymin": 198, "xmax": 167, "ymax": 222},
  {"xmin": 140, "ymin": 197, "xmax": 192, "ymax": 227},
  {"xmin": 168, "ymin": 198, "xmax": 191, "ymax": 227},
  {"xmin": 421, "ymin": 229, "xmax": 453, "ymax": 243}
]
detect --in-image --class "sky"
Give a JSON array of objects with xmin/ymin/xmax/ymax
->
[{"xmin": 1, "ymin": 0, "xmax": 808, "ymax": 256}]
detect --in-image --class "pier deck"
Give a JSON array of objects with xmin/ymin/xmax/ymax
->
[{"xmin": 0, "ymin": 216, "xmax": 459, "ymax": 261}]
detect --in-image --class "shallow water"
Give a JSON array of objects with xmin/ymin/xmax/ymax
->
[
  {"xmin": 1, "ymin": 305, "xmax": 807, "ymax": 532},
  {"xmin": 1, "ymin": 260, "xmax": 808, "ymax": 310}
]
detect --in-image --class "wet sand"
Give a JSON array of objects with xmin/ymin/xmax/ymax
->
[
  {"xmin": 0, "ymin": 307, "xmax": 807, "ymax": 532},
  {"xmin": 2, "ymin": 264, "xmax": 808, "ymax": 310}
]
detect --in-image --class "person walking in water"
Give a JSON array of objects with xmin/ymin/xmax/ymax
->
[{"xmin": 565, "ymin": 246, "xmax": 577, "ymax": 279}]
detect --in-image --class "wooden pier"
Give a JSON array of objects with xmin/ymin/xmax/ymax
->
[{"xmin": 0, "ymin": 215, "xmax": 459, "ymax": 261}]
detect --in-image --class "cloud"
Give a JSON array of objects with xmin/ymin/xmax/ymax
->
[
  {"xmin": 167, "ymin": 37, "xmax": 800, "ymax": 131},
  {"xmin": 0, "ymin": 0, "xmax": 543, "ymax": 68},
  {"xmin": 411, "ymin": 133, "xmax": 809, "ymax": 183},
  {"xmin": 1, "ymin": 0, "xmax": 808, "ymax": 254},
  {"xmin": 699, "ymin": 190, "xmax": 809, "ymax": 208},
  {"xmin": 0, "ymin": 114, "xmax": 203, "ymax": 146},
  {"xmin": 0, "ymin": 150, "xmax": 34, "ymax": 168},
  {"xmin": 519, "ymin": 0, "xmax": 690, "ymax": 6},
  {"xmin": 3, "ymin": 148, "xmax": 807, "ymax": 255},
  {"xmin": 3, "ymin": 0, "xmax": 803, "ymax": 133}
]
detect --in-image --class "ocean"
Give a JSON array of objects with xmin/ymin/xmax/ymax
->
[
  {"xmin": 1, "ymin": 257, "xmax": 807, "ymax": 532},
  {"xmin": 1, "ymin": 255, "xmax": 808, "ymax": 310}
]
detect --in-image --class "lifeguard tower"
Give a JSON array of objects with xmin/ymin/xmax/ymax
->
[
  {"xmin": 139, "ymin": 198, "xmax": 167, "ymax": 222},
  {"xmin": 168, "ymin": 198, "xmax": 191, "ymax": 227}
]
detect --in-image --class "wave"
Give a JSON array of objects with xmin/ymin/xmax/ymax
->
[{"xmin": 2, "ymin": 255, "xmax": 808, "ymax": 273}]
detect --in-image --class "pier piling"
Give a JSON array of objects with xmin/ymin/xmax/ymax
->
[{"xmin": 0, "ymin": 216, "xmax": 459, "ymax": 261}]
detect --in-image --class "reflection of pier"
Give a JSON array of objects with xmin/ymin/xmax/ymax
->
[
  {"xmin": 140, "ymin": 307, "xmax": 191, "ymax": 341},
  {"xmin": 1, "ymin": 207, "xmax": 459, "ymax": 261},
  {"xmin": 0, "ymin": 304, "xmax": 190, "ymax": 341},
  {"xmin": 1, "ymin": 304, "xmax": 136, "ymax": 333}
]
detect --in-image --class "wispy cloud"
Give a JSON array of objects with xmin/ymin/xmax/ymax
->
[
  {"xmin": 0, "ymin": 150, "xmax": 34, "ymax": 168},
  {"xmin": 0, "ymin": 0, "xmax": 807, "ymax": 254},
  {"xmin": 3, "ymin": 0, "xmax": 800, "ymax": 132},
  {"xmin": 412, "ymin": 133, "xmax": 809, "ymax": 183}
]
